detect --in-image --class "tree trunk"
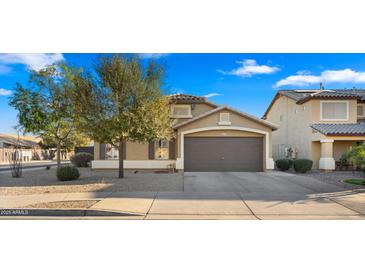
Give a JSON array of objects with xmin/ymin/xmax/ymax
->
[
  {"xmin": 56, "ymin": 142, "xmax": 61, "ymax": 169},
  {"xmin": 118, "ymin": 137, "xmax": 124, "ymax": 178}
]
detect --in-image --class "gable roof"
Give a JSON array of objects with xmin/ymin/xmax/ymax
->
[
  {"xmin": 173, "ymin": 105, "xmax": 278, "ymax": 130},
  {"xmin": 311, "ymin": 123, "xmax": 365, "ymax": 136},
  {"xmin": 262, "ymin": 88, "xmax": 365, "ymax": 119}
]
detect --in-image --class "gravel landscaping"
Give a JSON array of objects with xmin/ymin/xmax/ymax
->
[
  {"xmin": 0, "ymin": 167, "xmax": 183, "ymax": 196},
  {"xmin": 296, "ymin": 170, "xmax": 365, "ymax": 191},
  {"xmin": 25, "ymin": 200, "xmax": 100, "ymax": 209}
]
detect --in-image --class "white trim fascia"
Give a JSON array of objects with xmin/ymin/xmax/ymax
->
[
  {"xmin": 176, "ymin": 126, "xmax": 274, "ymax": 170},
  {"xmin": 320, "ymin": 100, "xmax": 349, "ymax": 122},
  {"xmin": 320, "ymin": 139, "xmax": 334, "ymax": 143}
]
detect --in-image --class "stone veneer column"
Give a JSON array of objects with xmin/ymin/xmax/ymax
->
[{"xmin": 319, "ymin": 139, "xmax": 335, "ymax": 171}]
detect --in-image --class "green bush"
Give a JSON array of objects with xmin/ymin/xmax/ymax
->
[
  {"xmin": 275, "ymin": 159, "xmax": 292, "ymax": 171},
  {"xmin": 347, "ymin": 143, "xmax": 365, "ymax": 169},
  {"xmin": 70, "ymin": 152, "xmax": 94, "ymax": 167},
  {"xmin": 56, "ymin": 166, "xmax": 80, "ymax": 181},
  {"xmin": 293, "ymin": 159, "xmax": 313, "ymax": 173}
]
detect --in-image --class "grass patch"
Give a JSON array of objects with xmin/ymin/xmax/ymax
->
[{"xmin": 344, "ymin": 179, "xmax": 365, "ymax": 186}]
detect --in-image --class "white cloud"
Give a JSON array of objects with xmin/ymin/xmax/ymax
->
[
  {"xmin": 0, "ymin": 88, "xmax": 12, "ymax": 96},
  {"xmin": 204, "ymin": 92, "xmax": 222, "ymax": 98},
  {"xmin": 219, "ymin": 59, "xmax": 280, "ymax": 77},
  {"xmin": 139, "ymin": 53, "xmax": 169, "ymax": 59},
  {"xmin": 275, "ymin": 68, "xmax": 365, "ymax": 87},
  {"xmin": 0, "ymin": 53, "xmax": 64, "ymax": 71}
]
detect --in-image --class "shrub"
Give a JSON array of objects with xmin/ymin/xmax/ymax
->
[
  {"xmin": 293, "ymin": 159, "xmax": 313, "ymax": 173},
  {"xmin": 275, "ymin": 159, "xmax": 292, "ymax": 171},
  {"xmin": 347, "ymin": 143, "xmax": 365, "ymax": 169},
  {"xmin": 56, "ymin": 166, "xmax": 80, "ymax": 181},
  {"xmin": 70, "ymin": 152, "xmax": 94, "ymax": 167}
]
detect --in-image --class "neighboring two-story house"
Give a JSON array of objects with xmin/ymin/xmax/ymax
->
[
  {"xmin": 92, "ymin": 94, "xmax": 277, "ymax": 172},
  {"xmin": 263, "ymin": 88, "xmax": 365, "ymax": 170}
]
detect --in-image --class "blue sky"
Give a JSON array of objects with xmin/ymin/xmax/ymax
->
[{"xmin": 1, "ymin": 53, "xmax": 365, "ymax": 134}]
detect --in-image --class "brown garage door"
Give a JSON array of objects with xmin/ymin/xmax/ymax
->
[{"xmin": 184, "ymin": 137, "xmax": 263, "ymax": 172}]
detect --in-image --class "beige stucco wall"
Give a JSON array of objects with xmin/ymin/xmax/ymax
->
[
  {"xmin": 333, "ymin": 141, "xmax": 358, "ymax": 160},
  {"xmin": 266, "ymin": 95, "xmax": 313, "ymax": 160},
  {"xmin": 311, "ymin": 99, "xmax": 357, "ymax": 123},
  {"xmin": 126, "ymin": 141, "xmax": 149, "ymax": 160},
  {"xmin": 176, "ymin": 109, "xmax": 273, "ymax": 170}
]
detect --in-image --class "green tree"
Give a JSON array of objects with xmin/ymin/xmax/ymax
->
[
  {"xmin": 9, "ymin": 65, "xmax": 79, "ymax": 169},
  {"xmin": 69, "ymin": 55, "xmax": 172, "ymax": 178}
]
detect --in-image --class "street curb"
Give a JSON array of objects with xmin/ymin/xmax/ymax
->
[{"xmin": 0, "ymin": 208, "xmax": 142, "ymax": 217}]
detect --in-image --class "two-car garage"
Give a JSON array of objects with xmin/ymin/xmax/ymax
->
[
  {"xmin": 184, "ymin": 137, "xmax": 264, "ymax": 172},
  {"xmin": 174, "ymin": 105, "xmax": 277, "ymax": 172}
]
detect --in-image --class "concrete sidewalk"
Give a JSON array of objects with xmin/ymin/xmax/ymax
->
[{"xmin": 1, "ymin": 190, "xmax": 365, "ymax": 220}]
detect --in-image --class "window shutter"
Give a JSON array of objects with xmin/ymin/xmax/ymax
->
[
  {"xmin": 357, "ymin": 105, "xmax": 364, "ymax": 116},
  {"xmin": 99, "ymin": 143, "xmax": 106, "ymax": 160},
  {"xmin": 148, "ymin": 141, "xmax": 155, "ymax": 159},
  {"xmin": 169, "ymin": 139, "xmax": 176, "ymax": 160}
]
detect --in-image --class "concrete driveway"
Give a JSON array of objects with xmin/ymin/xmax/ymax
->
[{"xmin": 146, "ymin": 171, "xmax": 365, "ymax": 219}]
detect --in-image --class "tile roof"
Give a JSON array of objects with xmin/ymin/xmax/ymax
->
[
  {"xmin": 278, "ymin": 90, "xmax": 318, "ymax": 101},
  {"xmin": 278, "ymin": 89, "xmax": 365, "ymax": 104},
  {"xmin": 169, "ymin": 93, "xmax": 207, "ymax": 104},
  {"xmin": 311, "ymin": 123, "xmax": 365, "ymax": 136}
]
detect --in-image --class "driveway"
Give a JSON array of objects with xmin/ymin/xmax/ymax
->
[
  {"xmin": 145, "ymin": 171, "xmax": 365, "ymax": 219},
  {"xmin": 183, "ymin": 171, "xmax": 345, "ymax": 194}
]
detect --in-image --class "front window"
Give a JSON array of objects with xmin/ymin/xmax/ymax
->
[
  {"xmin": 320, "ymin": 101, "xmax": 349, "ymax": 121},
  {"xmin": 170, "ymin": 105, "xmax": 192, "ymax": 118},
  {"xmin": 105, "ymin": 144, "xmax": 119, "ymax": 159},
  {"xmin": 154, "ymin": 139, "xmax": 169, "ymax": 159}
]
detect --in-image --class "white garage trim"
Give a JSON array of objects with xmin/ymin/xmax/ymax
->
[{"xmin": 176, "ymin": 126, "xmax": 274, "ymax": 170}]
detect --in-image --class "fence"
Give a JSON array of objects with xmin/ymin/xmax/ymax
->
[{"xmin": 0, "ymin": 148, "xmax": 73, "ymax": 163}]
